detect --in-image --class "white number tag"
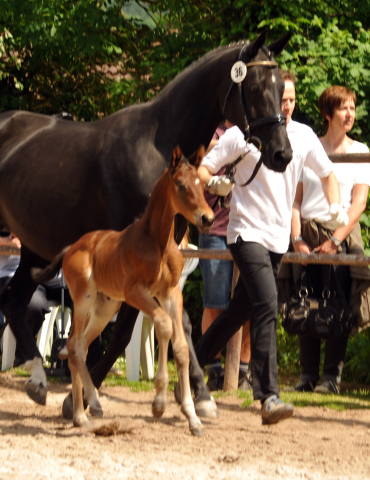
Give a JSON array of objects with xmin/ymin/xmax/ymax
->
[{"xmin": 230, "ymin": 61, "xmax": 247, "ymax": 83}]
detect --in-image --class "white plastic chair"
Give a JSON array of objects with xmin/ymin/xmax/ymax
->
[
  {"xmin": 125, "ymin": 244, "xmax": 199, "ymax": 381},
  {"xmin": 36, "ymin": 302, "xmax": 72, "ymax": 361}
]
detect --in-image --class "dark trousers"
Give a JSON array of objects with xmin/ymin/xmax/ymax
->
[
  {"xmin": 297, "ymin": 247, "xmax": 352, "ymax": 384},
  {"xmin": 194, "ymin": 239, "xmax": 283, "ymax": 402}
]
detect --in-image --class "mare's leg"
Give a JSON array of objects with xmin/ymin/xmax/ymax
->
[
  {"xmin": 181, "ymin": 308, "xmax": 219, "ymax": 418},
  {"xmin": 89, "ymin": 303, "xmax": 139, "ymax": 388},
  {"xmin": 165, "ymin": 286, "xmax": 203, "ymax": 436},
  {"xmin": 0, "ymin": 248, "xmax": 49, "ymax": 405}
]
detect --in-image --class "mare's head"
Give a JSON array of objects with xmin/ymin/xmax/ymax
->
[
  {"xmin": 223, "ymin": 30, "xmax": 293, "ymax": 172},
  {"xmin": 168, "ymin": 146, "xmax": 214, "ymax": 233}
]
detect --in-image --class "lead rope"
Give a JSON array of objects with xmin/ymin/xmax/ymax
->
[{"xmin": 211, "ymin": 153, "xmax": 263, "ymax": 210}]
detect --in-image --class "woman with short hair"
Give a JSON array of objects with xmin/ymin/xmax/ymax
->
[{"xmin": 292, "ymin": 85, "xmax": 370, "ymax": 394}]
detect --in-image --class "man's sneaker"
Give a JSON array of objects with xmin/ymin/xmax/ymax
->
[
  {"xmin": 238, "ymin": 369, "xmax": 252, "ymax": 390},
  {"xmin": 206, "ymin": 368, "xmax": 224, "ymax": 392},
  {"xmin": 295, "ymin": 380, "xmax": 316, "ymax": 392},
  {"xmin": 314, "ymin": 380, "xmax": 340, "ymax": 395},
  {"xmin": 261, "ymin": 395, "xmax": 294, "ymax": 425}
]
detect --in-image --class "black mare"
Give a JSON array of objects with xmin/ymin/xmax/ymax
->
[{"xmin": 0, "ymin": 30, "xmax": 292, "ymax": 417}]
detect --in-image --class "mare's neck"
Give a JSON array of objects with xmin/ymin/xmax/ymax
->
[
  {"xmin": 140, "ymin": 173, "xmax": 176, "ymax": 255},
  {"xmin": 152, "ymin": 50, "xmax": 236, "ymax": 158}
]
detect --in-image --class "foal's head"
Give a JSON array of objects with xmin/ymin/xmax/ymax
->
[{"xmin": 168, "ymin": 146, "xmax": 214, "ymax": 233}]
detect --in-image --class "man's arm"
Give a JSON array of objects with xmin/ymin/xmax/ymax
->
[{"xmin": 320, "ymin": 172, "xmax": 349, "ymax": 226}]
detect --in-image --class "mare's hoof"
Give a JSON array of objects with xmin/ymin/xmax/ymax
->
[
  {"xmin": 89, "ymin": 403, "xmax": 103, "ymax": 418},
  {"xmin": 25, "ymin": 380, "xmax": 47, "ymax": 406},
  {"xmin": 174, "ymin": 381, "xmax": 182, "ymax": 405},
  {"xmin": 174, "ymin": 381, "xmax": 220, "ymax": 418},
  {"xmin": 195, "ymin": 399, "xmax": 219, "ymax": 419},
  {"xmin": 62, "ymin": 393, "xmax": 89, "ymax": 420},
  {"xmin": 190, "ymin": 426, "xmax": 204, "ymax": 437},
  {"xmin": 62, "ymin": 393, "xmax": 73, "ymax": 420}
]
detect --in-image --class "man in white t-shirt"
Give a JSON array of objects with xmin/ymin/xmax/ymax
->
[{"xmin": 193, "ymin": 71, "xmax": 348, "ymax": 425}]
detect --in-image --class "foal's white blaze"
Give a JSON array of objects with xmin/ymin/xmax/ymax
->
[
  {"xmin": 24, "ymin": 357, "xmax": 47, "ymax": 387},
  {"xmin": 271, "ymin": 74, "xmax": 276, "ymax": 84},
  {"xmin": 195, "ymin": 178, "xmax": 200, "ymax": 185}
]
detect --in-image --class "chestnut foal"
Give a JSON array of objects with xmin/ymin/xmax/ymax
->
[{"xmin": 48, "ymin": 146, "xmax": 213, "ymax": 436}]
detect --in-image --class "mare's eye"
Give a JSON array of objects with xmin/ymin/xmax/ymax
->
[{"xmin": 177, "ymin": 183, "xmax": 186, "ymax": 193}]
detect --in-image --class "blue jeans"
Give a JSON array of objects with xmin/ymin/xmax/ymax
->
[{"xmin": 199, "ymin": 234, "xmax": 233, "ymax": 309}]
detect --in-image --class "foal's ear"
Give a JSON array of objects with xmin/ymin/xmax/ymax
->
[
  {"xmin": 267, "ymin": 32, "xmax": 292, "ymax": 57},
  {"xmin": 187, "ymin": 145, "xmax": 205, "ymax": 170},
  {"xmin": 170, "ymin": 146, "xmax": 183, "ymax": 170}
]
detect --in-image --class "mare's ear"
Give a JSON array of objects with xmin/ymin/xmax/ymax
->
[
  {"xmin": 188, "ymin": 145, "xmax": 205, "ymax": 170},
  {"xmin": 246, "ymin": 29, "xmax": 269, "ymax": 59},
  {"xmin": 267, "ymin": 32, "xmax": 292, "ymax": 57},
  {"xmin": 170, "ymin": 146, "xmax": 183, "ymax": 171}
]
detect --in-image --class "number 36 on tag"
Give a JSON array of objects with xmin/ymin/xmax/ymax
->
[{"xmin": 230, "ymin": 61, "xmax": 247, "ymax": 83}]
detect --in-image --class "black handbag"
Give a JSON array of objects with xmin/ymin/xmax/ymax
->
[{"xmin": 282, "ymin": 265, "xmax": 352, "ymax": 338}]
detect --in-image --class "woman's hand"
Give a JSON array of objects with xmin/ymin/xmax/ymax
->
[
  {"xmin": 314, "ymin": 238, "xmax": 338, "ymax": 255},
  {"xmin": 293, "ymin": 239, "xmax": 311, "ymax": 266}
]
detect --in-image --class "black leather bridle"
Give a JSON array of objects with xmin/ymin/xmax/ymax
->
[
  {"xmin": 222, "ymin": 43, "xmax": 287, "ymax": 152},
  {"xmin": 212, "ymin": 45, "xmax": 288, "ymax": 209}
]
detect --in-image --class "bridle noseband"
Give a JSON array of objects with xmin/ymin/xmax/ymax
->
[{"xmin": 222, "ymin": 43, "xmax": 286, "ymax": 153}]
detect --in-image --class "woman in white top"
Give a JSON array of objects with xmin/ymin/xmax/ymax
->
[{"xmin": 291, "ymin": 85, "xmax": 370, "ymax": 394}]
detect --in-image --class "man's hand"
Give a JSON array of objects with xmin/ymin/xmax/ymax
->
[
  {"xmin": 329, "ymin": 203, "xmax": 349, "ymax": 227},
  {"xmin": 207, "ymin": 175, "xmax": 234, "ymax": 196}
]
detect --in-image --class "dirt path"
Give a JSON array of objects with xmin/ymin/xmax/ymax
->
[{"xmin": 0, "ymin": 371, "xmax": 370, "ymax": 479}]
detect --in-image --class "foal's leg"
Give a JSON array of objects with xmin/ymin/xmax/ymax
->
[
  {"xmin": 62, "ymin": 303, "xmax": 139, "ymax": 420},
  {"xmin": 67, "ymin": 300, "xmax": 94, "ymax": 427},
  {"xmin": 164, "ymin": 286, "xmax": 203, "ymax": 436},
  {"xmin": 80, "ymin": 294, "xmax": 121, "ymax": 417},
  {"xmin": 68, "ymin": 294, "xmax": 120, "ymax": 425},
  {"xmin": 126, "ymin": 286, "xmax": 172, "ymax": 420}
]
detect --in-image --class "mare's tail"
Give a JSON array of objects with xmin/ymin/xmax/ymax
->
[{"xmin": 31, "ymin": 246, "xmax": 70, "ymax": 284}]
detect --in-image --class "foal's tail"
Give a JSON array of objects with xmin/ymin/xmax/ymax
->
[{"xmin": 31, "ymin": 246, "xmax": 70, "ymax": 284}]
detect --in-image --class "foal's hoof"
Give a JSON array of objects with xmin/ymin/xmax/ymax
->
[
  {"xmin": 152, "ymin": 400, "xmax": 165, "ymax": 419},
  {"xmin": 190, "ymin": 425, "xmax": 204, "ymax": 437},
  {"xmin": 25, "ymin": 380, "xmax": 47, "ymax": 406}
]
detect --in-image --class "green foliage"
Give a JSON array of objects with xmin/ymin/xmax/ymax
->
[
  {"xmin": 276, "ymin": 317, "xmax": 301, "ymax": 376},
  {"xmin": 342, "ymin": 329, "xmax": 370, "ymax": 383}
]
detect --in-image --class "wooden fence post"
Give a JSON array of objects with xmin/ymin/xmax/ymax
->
[{"xmin": 223, "ymin": 263, "xmax": 242, "ymax": 391}]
